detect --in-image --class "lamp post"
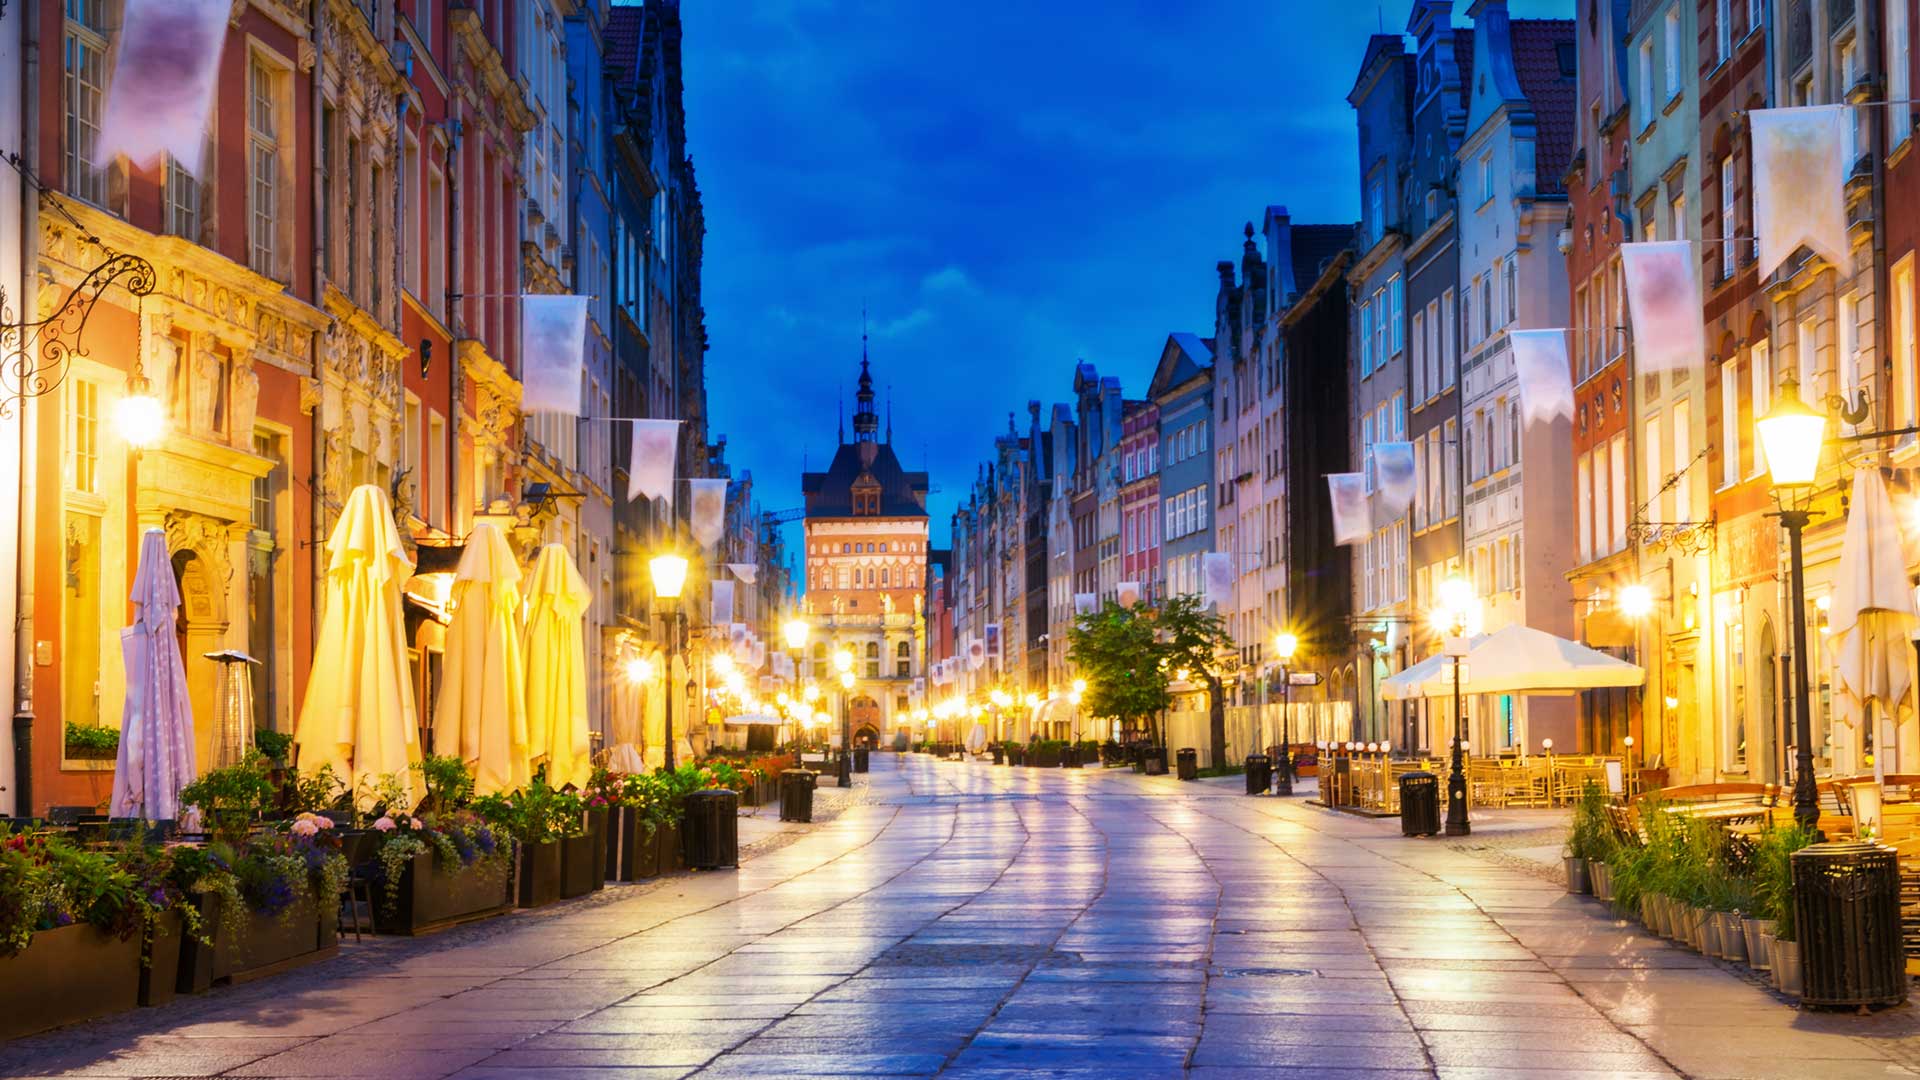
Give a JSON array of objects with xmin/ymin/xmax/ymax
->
[
  {"xmin": 1273, "ymin": 631, "xmax": 1298, "ymax": 795},
  {"xmin": 833, "ymin": 647, "xmax": 855, "ymax": 788},
  {"xmin": 782, "ymin": 616, "xmax": 810, "ymax": 727},
  {"xmin": 649, "ymin": 552, "xmax": 690, "ymax": 771},
  {"xmin": 1757, "ymin": 376, "xmax": 1829, "ymax": 832},
  {"xmin": 1434, "ymin": 573, "xmax": 1478, "ymax": 836}
]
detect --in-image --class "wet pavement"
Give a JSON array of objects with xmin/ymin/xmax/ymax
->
[{"xmin": 3, "ymin": 752, "xmax": 1919, "ymax": 1078}]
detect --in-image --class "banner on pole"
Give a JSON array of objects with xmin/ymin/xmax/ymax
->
[
  {"xmin": 710, "ymin": 580, "xmax": 734, "ymax": 625},
  {"xmin": 727, "ymin": 562, "xmax": 758, "ymax": 584},
  {"xmin": 1202, "ymin": 552, "xmax": 1233, "ymax": 610},
  {"xmin": 984, "ymin": 623, "xmax": 1002, "ymax": 660},
  {"xmin": 689, "ymin": 478, "xmax": 728, "ymax": 548},
  {"xmin": 627, "ymin": 420, "xmax": 680, "ymax": 504},
  {"xmin": 1511, "ymin": 329, "xmax": 1575, "ymax": 428},
  {"xmin": 1374, "ymin": 441, "xmax": 1416, "ymax": 514},
  {"xmin": 1327, "ymin": 473, "xmax": 1370, "ymax": 546},
  {"xmin": 966, "ymin": 637, "xmax": 986, "ymax": 670},
  {"xmin": 1074, "ymin": 592, "xmax": 1097, "ymax": 615},
  {"xmin": 519, "ymin": 295, "xmax": 589, "ymax": 415},
  {"xmin": 1621, "ymin": 242, "xmax": 1707, "ymax": 374},
  {"xmin": 96, "ymin": 0, "xmax": 229, "ymax": 174},
  {"xmin": 1116, "ymin": 582, "xmax": 1142, "ymax": 608},
  {"xmin": 1752, "ymin": 105, "xmax": 1851, "ymax": 279}
]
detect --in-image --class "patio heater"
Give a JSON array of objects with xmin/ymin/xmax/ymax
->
[
  {"xmin": 203, "ymin": 649, "xmax": 260, "ymax": 769},
  {"xmin": 650, "ymin": 552, "xmax": 690, "ymax": 770}
]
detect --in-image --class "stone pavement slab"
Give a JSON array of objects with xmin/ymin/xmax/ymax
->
[{"xmin": 3, "ymin": 753, "xmax": 1920, "ymax": 1078}]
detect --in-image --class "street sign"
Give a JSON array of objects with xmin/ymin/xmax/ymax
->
[{"xmin": 1287, "ymin": 672, "xmax": 1321, "ymax": 686}]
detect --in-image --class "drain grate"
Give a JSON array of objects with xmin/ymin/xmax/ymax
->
[{"xmin": 1216, "ymin": 967, "xmax": 1314, "ymax": 978}]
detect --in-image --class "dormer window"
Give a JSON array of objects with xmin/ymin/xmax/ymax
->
[{"xmin": 852, "ymin": 478, "xmax": 881, "ymax": 516}]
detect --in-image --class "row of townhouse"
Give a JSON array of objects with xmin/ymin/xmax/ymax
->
[
  {"xmin": 1562, "ymin": 0, "xmax": 1920, "ymax": 788},
  {"xmin": 0, "ymin": 0, "xmax": 784, "ymax": 815}
]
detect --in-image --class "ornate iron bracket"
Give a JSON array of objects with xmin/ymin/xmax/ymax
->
[
  {"xmin": 0, "ymin": 248, "xmax": 157, "ymax": 418},
  {"xmin": 1629, "ymin": 517, "xmax": 1717, "ymax": 556}
]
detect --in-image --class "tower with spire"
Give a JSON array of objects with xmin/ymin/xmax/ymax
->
[{"xmin": 798, "ymin": 345, "xmax": 933, "ymax": 746}]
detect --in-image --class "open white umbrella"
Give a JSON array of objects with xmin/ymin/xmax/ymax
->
[
  {"xmin": 523, "ymin": 543, "xmax": 593, "ymax": 791},
  {"xmin": 1381, "ymin": 627, "xmax": 1640, "ymax": 699},
  {"xmin": 295, "ymin": 485, "xmax": 422, "ymax": 810},
  {"xmin": 433, "ymin": 523, "xmax": 529, "ymax": 796},
  {"xmin": 110, "ymin": 528, "xmax": 197, "ymax": 822},
  {"xmin": 1831, "ymin": 467, "xmax": 1920, "ymax": 777}
]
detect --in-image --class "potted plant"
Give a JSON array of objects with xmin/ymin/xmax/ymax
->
[
  {"xmin": 367, "ymin": 809, "xmax": 511, "ymax": 935},
  {"xmin": 0, "ymin": 828, "xmax": 154, "ymax": 1038},
  {"xmin": 63, "ymin": 721, "xmax": 121, "ymax": 761},
  {"xmin": 179, "ymin": 752, "xmax": 279, "ymax": 846},
  {"xmin": 1752, "ymin": 821, "xmax": 1813, "ymax": 994},
  {"xmin": 556, "ymin": 789, "xmax": 597, "ymax": 899},
  {"xmin": 477, "ymin": 775, "xmax": 570, "ymax": 909},
  {"xmin": 604, "ymin": 772, "xmax": 662, "ymax": 882},
  {"xmin": 1564, "ymin": 782, "xmax": 1612, "ymax": 895}
]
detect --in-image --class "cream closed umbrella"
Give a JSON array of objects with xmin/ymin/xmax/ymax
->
[
  {"xmin": 1831, "ymin": 467, "xmax": 1920, "ymax": 777},
  {"xmin": 606, "ymin": 652, "xmax": 648, "ymax": 774},
  {"xmin": 524, "ymin": 543, "xmax": 594, "ymax": 791},
  {"xmin": 433, "ymin": 523, "xmax": 530, "ymax": 796},
  {"xmin": 295, "ymin": 485, "xmax": 422, "ymax": 811}
]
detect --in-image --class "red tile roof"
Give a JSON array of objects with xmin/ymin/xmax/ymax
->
[{"xmin": 1510, "ymin": 19, "xmax": 1576, "ymax": 197}]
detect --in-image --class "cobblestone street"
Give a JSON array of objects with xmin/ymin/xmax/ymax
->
[{"xmin": 3, "ymin": 754, "xmax": 1917, "ymax": 1079}]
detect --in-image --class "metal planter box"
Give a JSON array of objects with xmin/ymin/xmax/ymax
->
[
  {"xmin": 370, "ymin": 852, "xmax": 513, "ymax": 935},
  {"xmin": 0, "ymin": 922, "xmax": 142, "ymax": 1039}
]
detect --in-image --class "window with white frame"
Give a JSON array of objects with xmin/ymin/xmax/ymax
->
[
  {"xmin": 1715, "ymin": 0, "xmax": 1731, "ymax": 66},
  {"xmin": 1891, "ymin": 0, "xmax": 1912, "ymax": 147},
  {"xmin": 64, "ymin": 0, "xmax": 109, "ymax": 206},
  {"xmin": 1750, "ymin": 340, "xmax": 1771, "ymax": 476},
  {"xmin": 1389, "ymin": 275, "xmax": 1404, "ymax": 354},
  {"xmin": 1441, "ymin": 289, "xmax": 1456, "ymax": 386},
  {"xmin": 1721, "ymin": 357, "xmax": 1741, "ymax": 487},
  {"xmin": 1411, "ymin": 308, "xmax": 1427, "ymax": 400},
  {"xmin": 1644, "ymin": 415, "xmax": 1664, "ymax": 524},
  {"xmin": 1610, "ymin": 435, "xmax": 1628, "ymax": 553},
  {"xmin": 1637, "ymin": 39, "xmax": 1655, "ymax": 128},
  {"xmin": 1798, "ymin": 314, "xmax": 1819, "ymax": 396},
  {"xmin": 166, "ymin": 156, "xmax": 202, "ymax": 241},
  {"xmin": 1719, "ymin": 155, "xmax": 1736, "ymax": 281},
  {"xmin": 1893, "ymin": 255, "xmax": 1916, "ymax": 429},
  {"xmin": 1664, "ymin": 8, "xmax": 1682, "ymax": 98},
  {"xmin": 1673, "ymin": 398, "xmax": 1692, "ymax": 517},
  {"xmin": 248, "ymin": 57, "xmax": 281, "ymax": 277}
]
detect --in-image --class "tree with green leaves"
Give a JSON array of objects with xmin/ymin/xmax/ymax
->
[
  {"xmin": 1066, "ymin": 600, "xmax": 1168, "ymax": 745},
  {"xmin": 1155, "ymin": 593, "xmax": 1237, "ymax": 767}
]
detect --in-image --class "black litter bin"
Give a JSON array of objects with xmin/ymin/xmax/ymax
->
[
  {"xmin": 1063, "ymin": 745, "xmax": 1081, "ymax": 769},
  {"xmin": 1399, "ymin": 771, "xmax": 1440, "ymax": 837},
  {"xmin": 1175, "ymin": 748, "xmax": 1198, "ymax": 781},
  {"xmin": 681, "ymin": 789, "xmax": 739, "ymax": 869},
  {"xmin": 1143, "ymin": 747, "xmax": 1168, "ymax": 775},
  {"xmin": 836, "ymin": 751, "xmax": 852, "ymax": 788},
  {"xmin": 853, "ymin": 746, "xmax": 870, "ymax": 773},
  {"xmin": 991, "ymin": 746, "xmax": 1004, "ymax": 765},
  {"xmin": 1794, "ymin": 842, "xmax": 1906, "ymax": 1008},
  {"xmin": 779, "ymin": 769, "xmax": 816, "ymax": 823},
  {"xmin": 1245, "ymin": 754, "xmax": 1272, "ymax": 795}
]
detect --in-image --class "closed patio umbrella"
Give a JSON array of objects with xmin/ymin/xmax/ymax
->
[
  {"xmin": 110, "ymin": 528, "xmax": 197, "ymax": 822},
  {"xmin": 524, "ymin": 543, "xmax": 593, "ymax": 791},
  {"xmin": 433, "ymin": 522, "xmax": 529, "ymax": 796},
  {"xmin": 1831, "ymin": 467, "xmax": 1920, "ymax": 777},
  {"xmin": 295, "ymin": 485, "xmax": 422, "ymax": 811},
  {"xmin": 606, "ymin": 651, "xmax": 648, "ymax": 774}
]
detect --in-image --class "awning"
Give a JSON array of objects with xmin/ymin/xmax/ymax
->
[{"xmin": 1381, "ymin": 625, "xmax": 1642, "ymax": 700}]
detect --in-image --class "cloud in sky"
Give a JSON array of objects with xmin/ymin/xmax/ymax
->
[{"xmin": 679, "ymin": 0, "xmax": 1573, "ymax": 552}]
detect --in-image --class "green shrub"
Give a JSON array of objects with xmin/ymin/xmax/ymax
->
[
  {"xmin": 1565, "ymin": 781, "xmax": 1616, "ymax": 864},
  {"xmin": 63, "ymin": 721, "xmax": 120, "ymax": 758},
  {"xmin": 179, "ymin": 753, "xmax": 278, "ymax": 844},
  {"xmin": 1751, "ymin": 821, "xmax": 1816, "ymax": 941},
  {"xmin": 253, "ymin": 729, "xmax": 294, "ymax": 764}
]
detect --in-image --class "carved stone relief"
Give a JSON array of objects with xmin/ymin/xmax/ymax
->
[
  {"xmin": 164, "ymin": 510, "xmax": 234, "ymax": 627},
  {"xmin": 229, "ymin": 354, "xmax": 260, "ymax": 448}
]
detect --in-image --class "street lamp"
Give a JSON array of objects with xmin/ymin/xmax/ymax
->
[
  {"xmin": 116, "ymin": 364, "xmax": 167, "ymax": 451},
  {"xmin": 649, "ymin": 552, "xmax": 689, "ymax": 770},
  {"xmin": 1273, "ymin": 631, "xmax": 1299, "ymax": 795},
  {"xmin": 1433, "ymin": 573, "xmax": 1478, "ymax": 836},
  {"xmin": 1757, "ymin": 376, "xmax": 1829, "ymax": 831},
  {"xmin": 836, "ymin": 666, "xmax": 856, "ymax": 787}
]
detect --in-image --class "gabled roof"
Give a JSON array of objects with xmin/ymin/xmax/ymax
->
[
  {"xmin": 1512, "ymin": 20, "xmax": 1577, "ymax": 197},
  {"xmin": 801, "ymin": 442, "xmax": 930, "ymax": 519},
  {"xmin": 1290, "ymin": 225, "xmax": 1357, "ymax": 294},
  {"xmin": 1147, "ymin": 333, "xmax": 1214, "ymax": 401}
]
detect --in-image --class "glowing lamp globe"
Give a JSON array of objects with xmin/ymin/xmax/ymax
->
[
  {"xmin": 649, "ymin": 553, "xmax": 689, "ymax": 599},
  {"xmin": 116, "ymin": 390, "xmax": 166, "ymax": 450},
  {"xmin": 782, "ymin": 618, "xmax": 810, "ymax": 651},
  {"xmin": 1757, "ymin": 377, "xmax": 1828, "ymax": 488},
  {"xmin": 1273, "ymin": 632, "xmax": 1298, "ymax": 662}
]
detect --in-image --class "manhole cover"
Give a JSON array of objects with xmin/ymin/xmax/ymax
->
[
  {"xmin": 875, "ymin": 943, "xmax": 1057, "ymax": 966},
  {"xmin": 1218, "ymin": 967, "xmax": 1314, "ymax": 978}
]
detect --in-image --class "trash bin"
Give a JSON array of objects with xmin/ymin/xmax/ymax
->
[
  {"xmin": 836, "ymin": 751, "xmax": 852, "ymax": 788},
  {"xmin": 853, "ymin": 746, "xmax": 870, "ymax": 773},
  {"xmin": 1244, "ymin": 754, "xmax": 1272, "ymax": 795},
  {"xmin": 1332, "ymin": 755, "xmax": 1352, "ymax": 807},
  {"xmin": 1063, "ymin": 745, "xmax": 1081, "ymax": 769},
  {"xmin": 681, "ymin": 789, "xmax": 739, "ymax": 870},
  {"xmin": 1793, "ymin": 841, "xmax": 1906, "ymax": 1007},
  {"xmin": 1175, "ymin": 748, "xmax": 1197, "ymax": 781},
  {"xmin": 1399, "ymin": 771, "xmax": 1440, "ymax": 837},
  {"xmin": 779, "ymin": 769, "xmax": 816, "ymax": 823}
]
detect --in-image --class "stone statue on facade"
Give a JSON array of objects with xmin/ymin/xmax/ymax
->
[{"xmin": 229, "ymin": 355, "xmax": 260, "ymax": 449}]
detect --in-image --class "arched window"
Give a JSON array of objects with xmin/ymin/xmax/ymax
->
[
  {"xmin": 842, "ymin": 543, "xmax": 850, "ymax": 554},
  {"xmin": 896, "ymin": 640, "xmax": 909, "ymax": 657},
  {"xmin": 881, "ymin": 568, "xmax": 889, "ymax": 587},
  {"xmin": 867, "ymin": 567, "xmax": 876, "ymax": 587},
  {"xmin": 880, "ymin": 543, "xmax": 888, "ymax": 553},
  {"xmin": 866, "ymin": 641, "xmax": 880, "ymax": 658}
]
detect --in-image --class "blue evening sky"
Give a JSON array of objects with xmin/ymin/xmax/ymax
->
[{"xmin": 680, "ymin": 1, "xmax": 1571, "ymax": 554}]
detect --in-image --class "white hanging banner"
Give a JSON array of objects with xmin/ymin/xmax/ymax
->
[
  {"xmin": 1751, "ymin": 105, "xmax": 1851, "ymax": 279},
  {"xmin": 1073, "ymin": 592, "xmax": 1097, "ymax": 615},
  {"xmin": 689, "ymin": 478, "xmax": 728, "ymax": 548},
  {"xmin": 519, "ymin": 295, "xmax": 589, "ymax": 415},
  {"xmin": 95, "ymin": 0, "xmax": 229, "ymax": 174},
  {"xmin": 728, "ymin": 623, "xmax": 749, "ymax": 658},
  {"xmin": 749, "ymin": 638, "xmax": 766, "ymax": 671},
  {"xmin": 966, "ymin": 636, "xmax": 986, "ymax": 670},
  {"xmin": 1116, "ymin": 582, "xmax": 1142, "ymax": 608},
  {"xmin": 1374, "ymin": 441, "xmax": 1417, "ymax": 514},
  {"xmin": 984, "ymin": 623, "xmax": 1002, "ymax": 660},
  {"xmin": 772, "ymin": 652, "xmax": 792, "ymax": 680},
  {"xmin": 727, "ymin": 562, "xmax": 758, "ymax": 584},
  {"xmin": 1621, "ymin": 242, "xmax": 1707, "ymax": 374},
  {"xmin": 1511, "ymin": 329, "xmax": 1576, "ymax": 428},
  {"xmin": 1326, "ymin": 473, "xmax": 1370, "ymax": 546},
  {"xmin": 627, "ymin": 420, "xmax": 680, "ymax": 504},
  {"xmin": 1202, "ymin": 552, "xmax": 1234, "ymax": 610},
  {"xmin": 710, "ymin": 580, "xmax": 734, "ymax": 625},
  {"xmin": 912, "ymin": 677, "xmax": 925, "ymax": 700}
]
